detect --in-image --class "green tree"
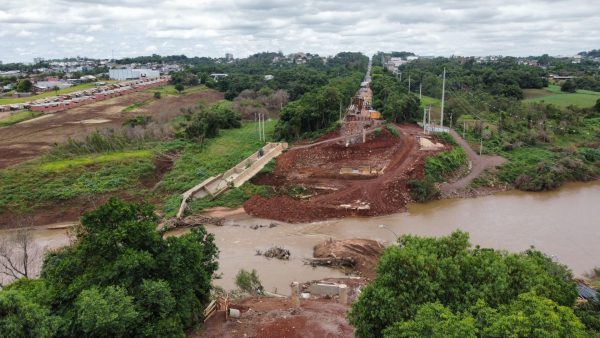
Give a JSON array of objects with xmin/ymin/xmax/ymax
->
[
  {"xmin": 39, "ymin": 198, "xmax": 219, "ymax": 336},
  {"xmin": 15, "ymin": 79, "xmax": 32, "ymax": 92},
  {"xmin": 383, "ymin": 303, "xmax": 477, "ymax": 338},
  {"xmin": 0, "ymin": 289, "xmax": 62, "ymax": 338},
  {"xmin": 561, "ymin": 79, "xmax": 577, "ymax": 93},
  {"xmin": 174, "ymin": 83, "xmax": 184, "ymax": 93},
  {"xmin": 594, "ymin": 98, "xmax": 600, "ymax": 113},
  {"xmin": 74, "ymin": 286, "xmax": 139, "ymax": 337},
  {"xmin": 348, "ymin": 231, "xmax": 578, "ymax": 338},
  {"xmin": 382, "ymin": 293, "xmax": 586, "ymax": 338},
  {"xmin": 482, "ymin": 292, "xmax": 586, "ymax": 337}
]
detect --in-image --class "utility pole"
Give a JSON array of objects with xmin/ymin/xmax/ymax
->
[
  {"xmin": 428, "ymin": 106, "xmax": 432, "ymax": 133},
  {"xmin": 440, "ymin": 67, "xmax": 446, "ymax": 128},
  {"xmin": 258, "ymin": 114, "xmax": 262, "ymax": 141},
  {"xmin": 339, "ymin": 100, "xmax": 342, "ymax": 121},
  {"xmin": 479, "ymin": 138, "xmax": 483, "ymax": 156},
  {"xmin": 262, "ymin": 114, "xmax": 266, "ymax": 141},
  {"xmin": 399, "ymin": 72, "xmax": 402, "ymax": 83},
  {"xmin": 419, "ymin": 83, "xmax": 422, "ymax": 100},
  {"xmin": 423, "ymin": 107, "xmax": 427, "ymax": 132},
  {"xmin": 408, "ymin": 75, "xmax": 411, "ymax": 92}
]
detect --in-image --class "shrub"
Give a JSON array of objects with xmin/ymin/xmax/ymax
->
[
  {"xmin": 425, "ymin": 147, "xmax": 468, "ymax": 182},
  {"xmin": 434, "ymin": 132, "xmax": 457, "ymax": 146},
  {"xmin": 154, "ymin": 91, "xmax": 161, "ymax": 99},
  {"xmin": 235, "ymin": 269, "xmax": 263, "ymax": 296},
  {"xmin": 384, "ymin": 123, "xmax": 400, "ymax": 137},
  {"xmin": 408, "ymin": 178, "xmax": 440, "ymax": 202}
]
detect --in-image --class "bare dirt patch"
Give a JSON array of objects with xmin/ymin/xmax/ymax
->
[
  {"xmin": 195, "ymin": 297, "xmax": 354, "ymax": 338},
  {"xmin": 245, "ymin": 124, "xmax": 437, "ymax": 223},
  {"xmin": 0, "ymin": 87, "xmax": 223, "ymax": 169}
]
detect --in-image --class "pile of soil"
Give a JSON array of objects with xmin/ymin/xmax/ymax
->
[
  {"xmin": 245, "ymin": 124, "xmax": 440, "ymax": 223},
  {"xmin": 313, "ymin": 238, "xmax": 384, "ymax": 278}
]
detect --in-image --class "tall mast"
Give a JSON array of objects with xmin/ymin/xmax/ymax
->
[{"xmin": 440, "ymin": 67, "xmax": 446, "ymax": 128}]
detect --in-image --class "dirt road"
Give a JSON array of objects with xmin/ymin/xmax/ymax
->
[{"xmin": 439, "ymin": 129, "xmax": 506, "ymax": 195}]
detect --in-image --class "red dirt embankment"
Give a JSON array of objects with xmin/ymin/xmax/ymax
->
[{"xmin": 245, "ymin": 124, "xmax": 440, "ymax": 223}]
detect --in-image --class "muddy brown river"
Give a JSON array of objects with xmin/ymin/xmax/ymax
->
[{"xmin": 7, "ymin": 181, "xmax": 600, "ymax": 295}]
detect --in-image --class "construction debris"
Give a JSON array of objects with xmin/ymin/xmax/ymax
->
[
  {"xmin": 160, "ymin": 214, "xmax": 224, "ymax": 231},
  {"xmin": 312, "ymin": 238, "xmax": 384, "ymax": 278},
  {"xmin": 260, "ymin": 246, "xmax": 291, "ymax": 260},
  {"xmin": 249, "ymin": 222, "xmax": 278, "ymax": 230}
]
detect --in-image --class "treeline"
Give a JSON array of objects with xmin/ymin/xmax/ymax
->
[
  {"xmin": 275, "ymin": 70, "xmax": 365, "ymax": 140},
  {"xmin": 397, "ymin": 57, "xmax": 548, "ymax": 100},
  {"xmin": 573, "ymin": 75, "xmax": 600, "ymax": 92},
  {"xmin": 115, "ymin": 54, "xmax": 190, "ymax": 65},
  {"xmin": 370, "ymin": 66, "xmax": 421, "ymax": 123},
  {"xmin": 171, "ymin": 52, "xmax": 368, "ymax": 101}
]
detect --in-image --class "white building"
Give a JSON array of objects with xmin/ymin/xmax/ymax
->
[{"xmin": 109, "ymin": 68, "xmax": 160, "ymax": 81}]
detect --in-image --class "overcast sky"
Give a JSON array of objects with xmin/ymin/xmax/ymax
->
[{"xmin": 1, "ymin": 0, "xmax": 598, "ymax": 63}]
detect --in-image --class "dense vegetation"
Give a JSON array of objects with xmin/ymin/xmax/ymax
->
[
  {"xmin": 379, "ymin": 53, "xmax": 600, "ymax": 192},
  {"xmin": 378, "ymin": 53, "xmax": 548, "ymax": 101},
  {"xmin": 275, "ymin": 70, "xmax": 364, "ymax": 140},
  {"xmin": 0, "ymin": 198, "xmax": 218, "ymax": 337},
  {"xmin": 0, "ymin": 99, "xmax": 267, "ymax": 220},
  {"xmin": 370, "ymin": 66, "xmax": 421, "ymax": 123},
  {"xmin": 349, "ymin": 231, "xmax": 596, "ymax": 338}
]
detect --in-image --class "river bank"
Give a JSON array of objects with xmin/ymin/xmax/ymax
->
[{"xmin": 6, "ymin": 180, "xmax": 600, "ymax": 294}]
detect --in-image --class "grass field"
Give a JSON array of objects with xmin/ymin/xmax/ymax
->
[
  {"xmin": 0, "ymin": 151, "xmax": 156, "ymax": 212},
  {"xmin": 145, "ymin": 84, "xmax": 209, "ymax": 96},
  {"xmin": 0, "ymin": 82, "xmax": 118, "ymax": 105},
  {"xmin": 38, "ymin": 149, "xmax": 153, "ymax": 171},
  {"xmin": 0, "ymin": 110, "xmax": 43, "ymax": 127},
  {"xmin": 161, "ymin": 120, "xmax": 277, "ymax": 216},
  {"xmin": 420, "ymin": 95, "xmax": 441, "ymax": 107},
  {"xmin": 523, "ymin": 85, "xmax": 600, "ymax": 108}
]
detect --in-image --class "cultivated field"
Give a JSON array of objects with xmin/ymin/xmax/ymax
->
[{"xmin": 524, "ymin": 84, "xmax": 600, "ymax": 108}]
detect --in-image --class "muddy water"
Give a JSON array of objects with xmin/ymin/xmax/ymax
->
[{"xmin": 8, "ymin": 181, "xmax": 600, "ymax": 295}]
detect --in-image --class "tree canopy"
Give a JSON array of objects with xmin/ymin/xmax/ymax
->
[
  {"xmin": 349, "ymin": 231, "xmax": 581, "ymax": 338},
  {"xmin": 0, "ymin": 198, "xmax": 219, "ymax": 337}
]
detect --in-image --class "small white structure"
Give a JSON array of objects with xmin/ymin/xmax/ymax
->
[
  {"xmin": 264, "ymin": 74, "xmax": 274, "ymax": 81},
  {"xmin": 109, "ymin": 68, "xmax": 160, "ymax": 81}
]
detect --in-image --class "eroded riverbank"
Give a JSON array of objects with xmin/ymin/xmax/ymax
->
[{"xmin": 6, "ymin": 180, "xmax": 600, "ymax": 294}]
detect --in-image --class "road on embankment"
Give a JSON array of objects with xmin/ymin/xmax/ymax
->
[{"xmin": 440, "ymin": 128, "xmax": 506, "ymax": 195}]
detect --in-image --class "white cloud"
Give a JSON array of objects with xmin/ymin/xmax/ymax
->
[{"xmin": 0, "ymin": 0, "xmax": 598, "ymax": 63}]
